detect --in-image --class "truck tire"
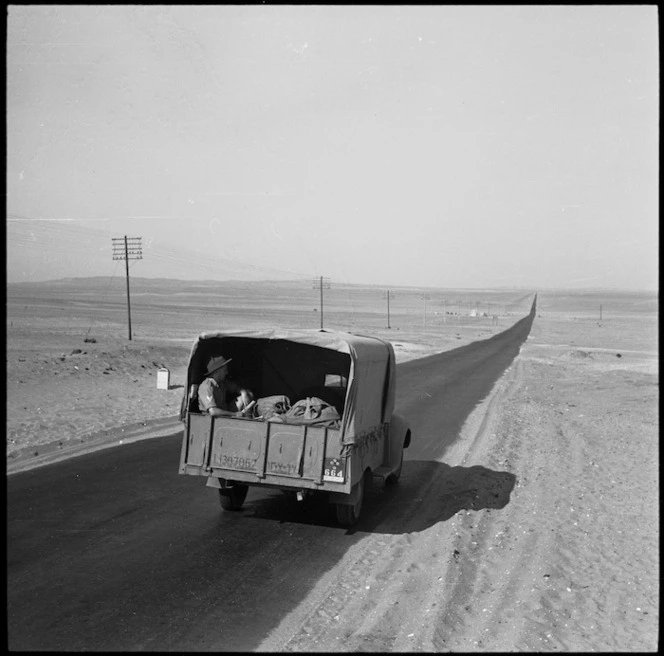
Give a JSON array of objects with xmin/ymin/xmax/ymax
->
[
  {"xmin": 335, "ymin": 470, "xmax": 369, "ymax": 527},
  {"xmin": 385, "ymin": 448, "xmax": 404, "ymax": 486},
  {"xmin": 219, "ymin": 484, "xmax": 248, "ymax": 511}
]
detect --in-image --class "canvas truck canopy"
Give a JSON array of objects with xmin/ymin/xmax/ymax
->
[{"xmin": 180, "ymin": 328, "xmax": 396, "ymax": 446}]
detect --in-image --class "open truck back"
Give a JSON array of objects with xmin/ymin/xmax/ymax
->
[{"xmin": 179, "ymin": 329, "xmax": 411, "ymax": 526}]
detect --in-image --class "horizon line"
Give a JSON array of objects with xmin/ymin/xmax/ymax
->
[{"xmin": 5, "ymin": 275, "xmax": 658, "ymax": 295}]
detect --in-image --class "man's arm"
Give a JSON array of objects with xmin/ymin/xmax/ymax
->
[
  {"xmin": 207, "ymin": 406, "xmax": 237, "ymax": 417},
  {"xmin": 198, "ymin": 379, "xmax": 254, "ymax": 417}
]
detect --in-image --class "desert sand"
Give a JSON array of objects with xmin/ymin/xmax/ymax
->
[{"xmin": 6, "ymin": 280, "xmax": 659, "ymax": 651}]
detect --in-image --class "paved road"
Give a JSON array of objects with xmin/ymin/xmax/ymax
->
[{"xmin": 8, "ymin": 308, "xmax": 535, "ymax": 651}]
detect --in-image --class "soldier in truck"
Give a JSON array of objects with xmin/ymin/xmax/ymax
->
[{"xmin": 197, "ymin": 355, "xmax": 255, "ymax": 418}]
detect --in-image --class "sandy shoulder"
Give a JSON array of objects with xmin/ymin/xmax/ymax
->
[
  {"xmin": 6, "ymin": 334, "xmax": 190, "ymax": 470},
  {"xmin": 421, "ymin": 340, "xmax": 659, "ymax": 651}
]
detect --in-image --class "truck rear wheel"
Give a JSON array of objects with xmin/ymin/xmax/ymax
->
[
  {"xmin": 219, "ymin": 484, "xmax": 248, "ymax": 511},
  {"xmin": 335, "ymin": 470, "xmax": 369, "ymax": 527}
]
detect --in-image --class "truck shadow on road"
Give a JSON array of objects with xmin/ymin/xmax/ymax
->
[
  {"xmin": 357, "ymin": 459, "xmax": 517, "ymax": 535},
  {"xmin": 241, "ymin": 459, "xmax": 516, "ymax": 535}
]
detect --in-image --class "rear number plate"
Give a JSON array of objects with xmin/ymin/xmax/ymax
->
[{"xmin": 323, "ymin": 457, "xmax": 345, "ymax": 483}]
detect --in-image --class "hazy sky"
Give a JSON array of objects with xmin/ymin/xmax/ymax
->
[{"xmin": 7, "ymin": 5, "xmax": 659, "ymax": 289}]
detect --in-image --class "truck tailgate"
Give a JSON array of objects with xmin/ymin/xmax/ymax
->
[{"xmin": 180, "ymin": 414, "xmax": 346, "ymax": 487}]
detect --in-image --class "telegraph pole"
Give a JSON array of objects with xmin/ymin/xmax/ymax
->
[
  {"xmin": 383, "ymin": 290, "xmax": 394, "ymax": 329},
  {"xmin": 312, "ymin": 276, "xmax": 331, "ymax": 330},
  {"xmin": 112, "ymin": 236, "xmax": 142, "ymax": 340}
]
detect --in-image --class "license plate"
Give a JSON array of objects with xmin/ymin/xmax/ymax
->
[{"xmin": 323, "ymin": 457, "xmax": 345, "ymax": 483}]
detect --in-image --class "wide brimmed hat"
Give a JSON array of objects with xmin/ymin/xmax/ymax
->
[{"xmin": 205, "ymin": 355, "xmax": 233, "ymax": 376}]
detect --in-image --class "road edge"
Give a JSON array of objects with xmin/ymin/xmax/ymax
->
[{"xmin": 6, "ymin": 415, "xmax": 182, "ymax": 476}]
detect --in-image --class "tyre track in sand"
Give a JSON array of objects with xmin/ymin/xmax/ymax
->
[{"xmin": 429, "ymin": 358, "xmax": 550, "ymax": 651}]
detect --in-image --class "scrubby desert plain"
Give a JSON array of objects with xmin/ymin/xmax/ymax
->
[{"xmin": 6, "ymin": 278, "xmax": 659, "ymax": 651}]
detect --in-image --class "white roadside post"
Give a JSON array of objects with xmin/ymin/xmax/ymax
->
[{"xmin": 157, "ymin": 368, "xmax": 170, "ymax": 390}]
